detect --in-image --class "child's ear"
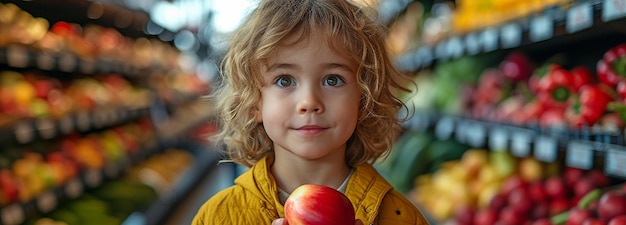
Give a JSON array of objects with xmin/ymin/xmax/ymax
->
[{"xmin": 253, "ymin": 105, "xmax": 262, "ymax": 123}]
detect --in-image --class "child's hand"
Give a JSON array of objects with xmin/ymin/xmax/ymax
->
[{"xmin": 271, "ymin": 218, "xmax": 364, "ymax": 225}]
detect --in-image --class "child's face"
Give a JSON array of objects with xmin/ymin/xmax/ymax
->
[{"xmin": 258, "ymin": 32, "xmax": 360, "ymax": 161}]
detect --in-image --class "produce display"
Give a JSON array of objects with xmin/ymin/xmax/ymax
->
[
  {"xmin": 23, "ymin": 147, "xmax": 195, "ymax": 225},
  {"xmin": 0, "ymin": 2, "xmax": 215, "ymax": 225}
]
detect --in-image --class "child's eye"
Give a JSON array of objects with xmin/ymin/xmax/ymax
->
[
  {"xmin": 323, "ymin": 75, "xmax": 345, "ymax": 87},
  {"xmin": 275, "ymin": 75, "xmax": 296, "ymax": 87}
]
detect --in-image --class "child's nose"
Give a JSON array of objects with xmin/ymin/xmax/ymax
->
[{"xmin": 297, "ymin": 89, "xmax": 324, "ymax": 114}]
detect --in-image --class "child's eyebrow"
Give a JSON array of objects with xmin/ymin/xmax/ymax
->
[{"xmin": 266, "ymin": 63, "xmax": 355, "ymax": 73}]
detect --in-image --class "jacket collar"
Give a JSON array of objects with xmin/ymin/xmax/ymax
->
[{"xmin": 234, "ymin": 156, "xmax": 393, "ymax": 223}]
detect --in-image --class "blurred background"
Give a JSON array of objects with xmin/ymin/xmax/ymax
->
[{"xmin": 1, "ymin": 0, "xmax": 626, "ymax": 225}]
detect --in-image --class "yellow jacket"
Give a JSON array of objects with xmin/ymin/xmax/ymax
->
[{"xmin": 192, "ymin": 157, "xmax": 429, "ymax": 225}]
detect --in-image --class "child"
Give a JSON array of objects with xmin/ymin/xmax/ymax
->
[{"xmin": 192, "ymin": 0, "xmax": 430, "ymax": 224}]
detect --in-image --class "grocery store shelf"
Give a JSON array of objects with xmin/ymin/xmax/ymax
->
[
  {"xmin": 395, "ymin": 0, "xmax": 626, "ymax": 72},
  {"xmin": 404, "ymin": 111, "xmax": 626, "ymax": 178}
]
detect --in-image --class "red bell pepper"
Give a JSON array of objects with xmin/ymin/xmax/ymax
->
[
  {"xmin": 597, "ymin": 44, "xmax": 626, "ymax": 87},
  {"xmin": 570, "ymin": 66, "xmax": 593, "ymax": 91},
  {"xmin": 565, "ymin": 84, "xmax": 613, "ymax": 127},
  {"xmin": 533, "ymin": 64, "xmax": 575, "ymax": 109}
]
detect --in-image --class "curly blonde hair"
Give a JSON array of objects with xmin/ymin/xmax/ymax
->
[{"xmin": 212, "ymin": 0, "xmax": 413, "ymax": 167}]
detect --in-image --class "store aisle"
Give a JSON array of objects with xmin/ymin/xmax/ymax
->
[{"xmin": 161, "ymin": 162, "xmax": 239, "ymax": 225}]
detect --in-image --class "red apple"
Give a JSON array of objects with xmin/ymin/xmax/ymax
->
[
  {"xmin": 550, "ymin": 198, "xmax": 571, "ymax": 216},
  {"xmin": 532, "ymin": 218, "xmax": 553, "ymax": 225},
  {"xmin": 545, "ymin": 177, "xmax": 570, "ymax": 200},
  {"xmin": 585, "ymin": 170, "xmax": 610, "ymax": 188},
  {"xmin": 567, "ymin": 208, "xmax": 594, "ymax": 225},
  {"xmin": 584, "ymin": 218, "xmax": 608, "ymax": 225},
  {"xmin": 474, "ymin": 208, "xmax": 498, "ymax": 225},
  {"xmin": 489, "ymin": 193, "xmax": 508, "ymax": 211},
  {"xmin": 531, "ymin": 202, "xmax": 550, "ymax": 220},
  {"xmin": 284, "ymin": 184, "xmax": 355, "ymax": 225},
  {"xmin": 574, "ymin": 178, "xmax": 597, "ymax": 198},
  {"xmin": 508, "ymin": 188, "xmax": 532, "ymax": 215},
  {"xmin": 528, "ymin": 181, "xmax": 549, "ymax": 203},
  {"xmin": 500, "ymin": 206, "xmax": 525, "ymax": 225},
  {"xmin": 597, "ymin": 191, "xmax": 626, "ymax": 221},
  {"xmin": 455, "ymin": 205, "xmax": 476, "ymax": 225},
  {"xmin": 609, "ymin": 215, "xmax": 626, "ymax": 225},
  {"xmin": 501, "ymin": 176, "xmax": 528, "ymax": 197},
  {"xmin": 564, "ymin": 167, "xmax": 586, "ymax": 186}
]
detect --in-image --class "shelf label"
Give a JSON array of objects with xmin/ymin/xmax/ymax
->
[
  {"xmin": 35, "ymin": 118, "xmax": 56, "ymax": 139},
  {"xmin": 79, "ymin": 59, "xmax": 96, "ymax": 74},
  {"xmin": 77, "ymin": 111, "xmax": 90, "ymax": 131},
  {"xmin": 36, "ymin": 190, "xmax": 57, "ymax": 213},
  {"xmin": 566, "ymin": 2, "xmax": 593, "ymax": 33},
  {"xmin": 447, "ymin": 37, "xmax": 464, "ymax": 59},
  {"xmin": 464, "ymin": 32, "xmax": 481, "ymax": 55},
  {"xmin": 85, "ymin": 169, "xmax": 102, "ymax": 188},
  {"xmin": 59, "ymin": 116, "xmax": 74, "ymax": 134},
  {"xmin": 480, "ymin": 28, "xmax": 499, "ymax": 52},
  {"xmin": 530, "ymin": 14, "xmax": 553, "ymax": 42},
  {"xmin": 59, "ymin": 53, "xmax": 77, "ymax": 72},
  {"xmin": 435, "ymin": 116, "xmax": 455, "ymax": 140},
  {"xmin": 511, "ymin": 129, "xmax": 532, "ymax": 157},
  {"xmin": 465, "ymin": 121, "xmax": 486, "ymax": 148},
  {"xmin": 1, "ymin": 203, "xmax": 24, "ymax": 225},
  {"xmin": 500, "ymin": 23, "xmax": 522, "ymax": 48},
  {"xmin": 416, "ymin": 47, "xmax": 434, "ymax": 68},
  {"xmin": 603, "ymin": 0, "xmax": 626, "ymax": 21},
  {"xmin": 489, "ymin": 127, "xmax": 508, "ymax": 151},
  {"xmin": 36, "ymin": 53, "xmax": 55, "ymax": 70},
  {"xmin": 605, "ymin": 147, "xmax": 626, "ymax": 178},
  {"xmin": 534, "ymin": 136, "xmax": 558, "ymax": 162},
  {"xmin": 7, "ymin": 45, "xmax": 29, "ymax": 68},
  {"xmin": 14, "ymin": 121, "xmax": 33, "ymax": 144},
  {"xmin": 566, "ymin": 142, "xmax": 593, "ymax": 169},
  {"xmin": 435, "ymin": 40, "xmax": 449, "ymax": 61},
  {"xmin": 65, "ymin": 178, "xmax": 83, "ymax": 198}
]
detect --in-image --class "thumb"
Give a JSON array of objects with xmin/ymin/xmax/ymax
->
[{"xmin": 272, "ymin": 218, "xmax": 288, "ymax": 225}]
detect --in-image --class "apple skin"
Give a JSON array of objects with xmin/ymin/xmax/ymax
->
[
  {"xmin": 608, "ymin": 215, "xmax": 626, "ymax": 225},
  {"xmin": 284, "ymin": 184, "xmax": 355, "ymax": 225},
  {"xmin": 597, "ymin": 191, "xmax": 626, "ymax": 221}
]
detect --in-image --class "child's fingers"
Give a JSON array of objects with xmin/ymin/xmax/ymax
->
[
  {"xmin": 272, "ymin": 218, "xmax": 287, "ymax": 225},
  {"xmin": 355, "ymin": 219, "xmax": 364, "ymax": 225}
]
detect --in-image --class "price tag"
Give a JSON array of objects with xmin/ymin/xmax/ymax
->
[
  {"xmin": 605, "ymin": 148, "xmax": 626, "ymax": 178},
  {"xmin": 80, "ymin": 59, "xmax": 95, "ymax": 74},
  {"xmin": 416, "ymin": 47, "xmax": 434, "ymax": 67},
  {"xmin": 36, "ymin": 190, "xmax": 57, "ymax": 213},
  {"xmin": 500, "ymin": 23, "xmax": 522, "ymax": 49},
  {"xmin": 447, "ymin": 37, "xmax": 464, "ymax": 59},
  {"xmin": 480, "ymin": 28, "xmax": 498, "ymax": 52},
  {"xmin": 14, "ymin": 121, "xmax": 33, "ymax": 144},
  {"xmin": 35, "ymin": 118, "xmax": 56, "ymax": 139},
  {"xmin": 566, "ymin": 2, "xmax": 593, "ymax": 33},
  {"xmin": 1, "ymin": 203, "xmax": 24, "ymax": 225},
  {"xmin": 85, "ymin": 170, "xmax": 102, "ymax": 188},
  {"xmin": 464, "ymin": 32, "xmax": 481, "ymax": 55},
  {"xmin": 566, "ymin": 142, "xmax": 593, "ymax": 169},
  {"xmin": 59, "ymin": 116, "xmax": 74, "ymax": 134},
  {"xmin": 36, "ymin": 53, "xmax": 55, "ymax": 70},
  {"xmin": 7, "ymin": 45, "xmax": 29, "ymax": 68},
  {"xmin": 59, "ymin": 53, "xmax": 77, "ymax": 72},
  {"xmin": 603, "ymin": 0, "xmax": 626, "ymax": 21},
  {"xmin": 435, "ymin": 40, "xmax": 449, "ymax": 61},
  {"xmin": 455, "ymin": 121, "xmax": 468, "ymax": 143},
  {"xmin": 466, "ymin": 121, "xmax": 486, "ymax": 148},
  {"xmin": 534, "ymin": 136, "xmax": 557, "ymax": 162},
  {"xmin": 77, "ymin": 111, "xmax": 90, "ymax": 131},
  {"xmin": 435, "ymin": 116, "xmax": 455, "ymax": 140},
  {"xmin": 489, "ymin": 127, "xmax": 508, "ymax": 151},
  {"xmin": 65, "ymin": 178, "xmax": 83, "ymax": 198},
  {"xmin": 530, "ymin": 15, "xmax": 553, "ymax": 42},
  {"xmin": 511, "ymin": 130, "xmax": 532, "ymax": 157}
]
